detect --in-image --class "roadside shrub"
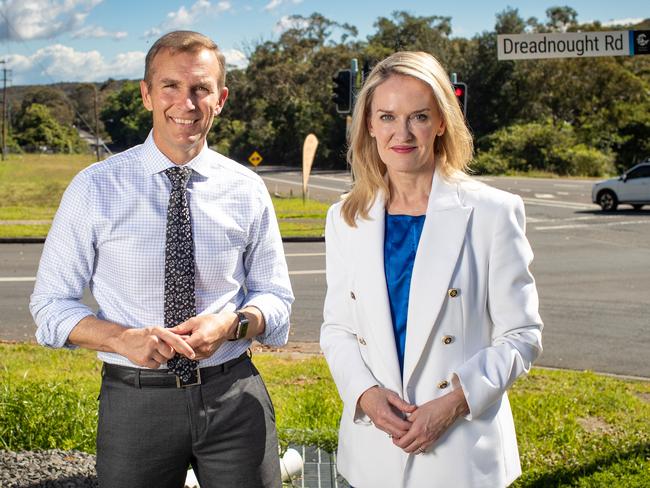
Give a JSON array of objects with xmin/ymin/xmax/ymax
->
[
  {"xmin": 475, "ymin": 119, "xmax": 613, "ymax": 176},
  {"xmin": 471, "ymin": 151, "xmax": 509, "ymax": 175},
  {"xmin": 561, "ymin": 144, "xmax": 616, "ymax": 177}
]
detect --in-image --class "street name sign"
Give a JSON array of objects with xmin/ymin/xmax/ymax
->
[{"xmin": 497, "ymin": 31, "xmax": 647, "ymax": 60}]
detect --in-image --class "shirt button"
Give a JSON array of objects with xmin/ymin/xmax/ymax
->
[
  {"xmin": 438, "ymin": 380, "xmax": 450, "ymax": 389},
  {"xmin": 448, "ymin": 288, "xmax": 459, "ymax": 298},
  {"xmin": 350, "ymin": 291, "xmax": 356, "ymax": 300},
  {"xmin": 442, "ymin": 335, "xmax": 455, "ymax": 345},
  {"xmin": 358, "ymin": 337, "xmax": 367, "ymax": 346}
]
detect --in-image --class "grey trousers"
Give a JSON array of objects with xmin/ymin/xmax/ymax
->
[{"xmin": 96, "ymin": 356, "xmax": 281, "ymax": 488}]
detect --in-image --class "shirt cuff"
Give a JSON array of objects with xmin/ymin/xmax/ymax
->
[
  {"xmin": 36, "ymin": 308, "xmax": 95, "ymax": 349},
  {"xmin": 243, "ymin": 294, "xmax": 290, "ymax": 346}
]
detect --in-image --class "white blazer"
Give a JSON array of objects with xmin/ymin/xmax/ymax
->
[{"xmin": 320, "ymin": 170, "xmax": 543, "ymax": 488}]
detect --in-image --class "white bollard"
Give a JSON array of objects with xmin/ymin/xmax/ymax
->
[
  {"xmin": 185, "ymin": 468, "xmax": 200, "ymax": 488},
  {"xmin": 280, "ymin": 448, "xmax": 304, "ymax": 482}
]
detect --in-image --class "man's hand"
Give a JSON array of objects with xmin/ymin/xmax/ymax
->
[
  {"xmin": 358, "ymin": 386, "xmax": 416, "ymax": 439},
  {"xmin": 111, "ymin": 326, "xmax": 196, "ymax": 369},
  {"xmin": 169, "ymin": 311, "xmax": 238, "ymax": 360},
  {"xmin": 393, "ymin": 388, "xmax": 469, "ymax": 454}
]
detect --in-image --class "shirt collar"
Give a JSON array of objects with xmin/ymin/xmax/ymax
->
[{"xmin": 140, "ymin": 131, "xmax": 213, "ymax": 178}]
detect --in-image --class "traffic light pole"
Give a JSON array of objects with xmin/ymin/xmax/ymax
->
[{"xmin": 350, "ymin": 58, "xmax": 360, "ymax": 109}]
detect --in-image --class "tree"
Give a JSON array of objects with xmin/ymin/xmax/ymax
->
[
  {"xmin": 365, "ymin": 11, "xmax": 453, "ymax": 65},
  {"xmin": 100, "ymin": 81, "xmax": 151, "ymax": 149},
  {"xmin": 19, "ymin": 87, "xmax": 75, "ymax": 127},
  {"xmin": 15, "ymin": 103, "xmax": 87, "ymax": 153},
  {"xmin": 545, "ymin": 6, "xmax": 578, "ymax": 32},
  {"xmin": 71, "ymin": 83, "xmax": 109, "ymax": 137},
  {"xmin": 211, "ymin": 13, "xmax": 358, "ymax": 167}
]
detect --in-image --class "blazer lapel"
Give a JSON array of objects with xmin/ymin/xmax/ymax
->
[
  {"xmin": 352, "ymin": 194, "xmax": 403, "ymax": 394},
  {"xmin": 402, "ymin": 172, "xmax": 473, "ymax": 388}
]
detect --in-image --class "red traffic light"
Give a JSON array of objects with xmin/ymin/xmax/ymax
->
[{"xmin": 452, "ymin": 82, "xmax": 467, "ymax": 116}]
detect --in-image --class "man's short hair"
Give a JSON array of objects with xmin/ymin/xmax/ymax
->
[{"xmin": 144, "ymin": 30, "xmax": 227, "ymax": 88}]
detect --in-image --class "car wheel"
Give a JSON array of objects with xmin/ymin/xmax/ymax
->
[
  {"xmin": 598, "ymin": 190, "xmax": 618, "ymax": 211},
  {"xmin": 632, "ymin": 204, "xmax": 644, "ymax": 210}
]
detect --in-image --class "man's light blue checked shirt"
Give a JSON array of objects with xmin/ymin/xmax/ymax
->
[{"xmin": 30, "ymin": 133, "xmax": 294, "ymax": 368}]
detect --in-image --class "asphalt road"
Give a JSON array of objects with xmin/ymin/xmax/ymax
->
[{"xmin": 1, "ymin": 173, "xmax": 649, "ymax": 378}]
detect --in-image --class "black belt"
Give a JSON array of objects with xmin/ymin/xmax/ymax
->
[{"xmin": 102, "ymin": 352, "xmax": 250, "ymax": 388}]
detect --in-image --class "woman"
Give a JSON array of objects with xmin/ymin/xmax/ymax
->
[{"xmin": 320, "ymin": 51, "xmax": 543, "ymax": 488}]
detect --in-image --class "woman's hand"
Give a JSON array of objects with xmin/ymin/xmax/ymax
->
[
  {"xmin": 358, "ymin": 386, "xmax": 416, "ymax": 439},
  {"xmin": 393, "ymin": 388, "xmax": 469, "ymax": 454}
]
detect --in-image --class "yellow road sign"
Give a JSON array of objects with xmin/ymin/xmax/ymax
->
[{"xmin": 248, "ymin": 150, "xmax": 263, "ymax": 166}]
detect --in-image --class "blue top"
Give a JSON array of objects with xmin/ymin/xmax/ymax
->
[{"xmin": 384, "ymin": 213, "xmax": 426, "ymax": 375}]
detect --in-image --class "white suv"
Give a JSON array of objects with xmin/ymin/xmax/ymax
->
[{"xmin": 592, "ymin": 160, "xmax": 650, "ymax": 211}]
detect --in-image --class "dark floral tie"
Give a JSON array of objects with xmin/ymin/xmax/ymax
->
[{"xmin": 164, "ymin": 166, "xmax": 199, "ymax": 381}]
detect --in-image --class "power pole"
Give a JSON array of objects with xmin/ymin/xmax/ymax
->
[
  {"xmin": 93, "ymin": 84, "xmax": 100, "ymax": 161},
  {"xmin": 0, "ymin": 60, "xmax": 9, "ymax": 161}
]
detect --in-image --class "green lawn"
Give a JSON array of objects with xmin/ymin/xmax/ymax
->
[
  {"xmin": 0, "ymin": 154, "xmax": 328, "ymax": 238},
  {"xmin": 1, "ymin": 343, "xmax": 648, "ymax": 486}
]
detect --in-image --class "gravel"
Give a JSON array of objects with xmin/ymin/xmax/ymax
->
[
  {"xmin": 0, "ymin": 451, "xmax": 204, "ymax": 488},
  {"xmin": 0, "ymin": 450, "xmax": 98, "ymax": 488}
]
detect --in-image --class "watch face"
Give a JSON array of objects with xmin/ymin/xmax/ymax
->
[{"xmin": 236, "ymin": 312, "xmax": 249, "ymax": 340}]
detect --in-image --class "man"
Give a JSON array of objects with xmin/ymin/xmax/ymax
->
[{"xmin": 30, "ymin": 30, "xmax": 293, "ymax": 488}]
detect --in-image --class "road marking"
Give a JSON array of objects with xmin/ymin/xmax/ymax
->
[
  {"xmin": 285, "ymin": 253, "xmax": 325, "ymax": 257},
  {"xmin": 530, "ymin": 215, "xmax": 625, "ymax": 224},
  {"xmin": 554, "ymin": 183, "xmax": 586, "ymax": 188},
  {"xmin": 522, "ymin": 197, "xmax": 593, "ymax": 210},
  {"xmin": 557, "ymin": 191, "xmax": 570, "ymax": 196},
  {"xmin": 534, "ymin": 220, "xmax": 650, "ymax": 231},
  {"xmin": 534, "ymin": 193, "xmax": 556, "ymax": 199},
  {"xmin": 310, "ymin": 174, "xmax": 352, "ymax": 183},
  {"xmin": 289, "ymin": 269, "xmax": 326, "ymax": 275},
  {"xmin": 263, "ymin": 176, "xmax": 346, "ymax": 193}
]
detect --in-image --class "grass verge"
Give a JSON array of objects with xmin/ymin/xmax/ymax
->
[
  {"xmin": 0, "ymin": 343, "xmax": 648, "ymax": 486},
  {"xmin": 0, "ymin": 154, "xmax": 328, "ymax": 238}
]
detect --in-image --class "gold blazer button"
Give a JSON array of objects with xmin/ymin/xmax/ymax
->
[
  {"xmin": 442, "ymin": 335, "xmax": 455, "ymax": 345},
  {"xmin": 437, "ymin": 380, "xmax": 450, "ymax": 389},
  {"xmin": 448, "ymin": 288, "xmax": 459, "ymax": 298}
]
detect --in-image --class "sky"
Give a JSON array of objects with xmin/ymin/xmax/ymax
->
[{"xmin": 0, "ymin": 0, "xmax": 647, "ymax": 86}]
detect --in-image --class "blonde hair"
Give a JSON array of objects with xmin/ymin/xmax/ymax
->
[
  {"xmin": 145, "ymin": 30, "xmax": 226, "ymax": 89},
  {"xmin": 341, "ymin": 51, "xmax": 473, "ymax": 226}
]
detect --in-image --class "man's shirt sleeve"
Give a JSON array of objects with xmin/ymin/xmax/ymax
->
[
  {"xmin": 30, "ymin": 172, "xmax": 96, "ymax": 348},
  {"xmin": 242, "ymin": 184, "xmax": 294, "ymax": 346}
]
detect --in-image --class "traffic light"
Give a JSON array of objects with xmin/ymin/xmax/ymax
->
[
  {"xmin": 452, "ymin": 82, "xmax": 467, "ymax": 116},
  {"xmin": 332, "ymin": 69, "xmax": 352, "ymax": 114}
]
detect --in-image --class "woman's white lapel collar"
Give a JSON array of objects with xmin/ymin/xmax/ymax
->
[
  {"xmin": 402, "ymin": 170, "xmax": 473, "ymax": 390},
  {"xmin": 351, "ymin": 190, "xmax": 403, "ymax": 394}
]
